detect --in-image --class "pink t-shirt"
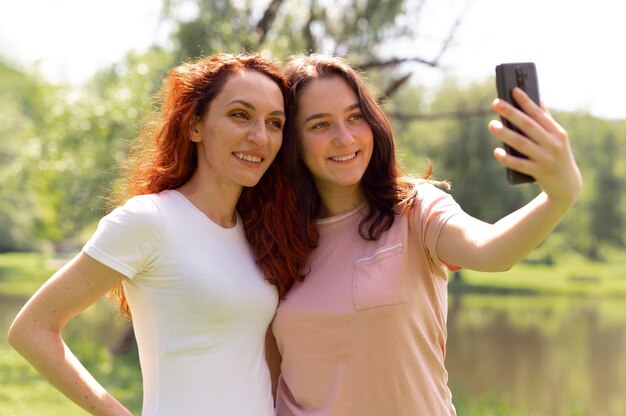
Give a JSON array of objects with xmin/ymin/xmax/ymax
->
[{"xmin": 273, "ymin": 183, "xmax": 462, "ymax": 416}]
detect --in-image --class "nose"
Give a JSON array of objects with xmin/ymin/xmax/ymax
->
[
  {"xmin": 333, "ymin": 122, "xmax": 355, "ymax": 146},
  {"xmin": 247, "ymin": 119, "xmax": 269, "ymax": 146}
]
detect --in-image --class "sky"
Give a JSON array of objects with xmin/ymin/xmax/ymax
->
[{"xmin": 1, "ymin": 0, "xmax": 625, "ymax": 120}]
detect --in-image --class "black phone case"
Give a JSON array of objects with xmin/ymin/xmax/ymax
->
[{"xmin": 495, "ymin": 62, "xmax": 541, "ymax": 184}]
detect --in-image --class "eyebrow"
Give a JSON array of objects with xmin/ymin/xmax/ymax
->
[
  {"xmin": 303, "ymin": 103, "xmax": 361, "ymax": 123},
  {"xmin": 228, "ymin": 99, "xmax": 285, "ymax": 117}
]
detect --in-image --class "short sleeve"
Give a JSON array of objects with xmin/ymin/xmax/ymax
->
[
  {"xmin": 82, "ymin": 195, "xmax": 163, "ymax": 279},
  {"xmin": 412, "ymin": 182, "xmax": 463, "ymax": 268}
]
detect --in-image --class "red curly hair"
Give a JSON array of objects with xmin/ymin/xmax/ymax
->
[{"xmin": 108, "ymin": 52, "xmax": 311, "ymax": 317}]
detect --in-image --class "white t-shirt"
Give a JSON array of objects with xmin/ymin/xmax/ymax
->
[{"xmin": 83, "ymin": 190, "xmax": 278, "ymax": 416}]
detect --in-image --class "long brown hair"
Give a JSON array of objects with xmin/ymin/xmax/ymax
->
[
  {"xmin": 109, "ymin": 52, "xmax": 310, "ymax": 316},
  {"xmin": 283, "ymin": 53, "xmax": 434, "ymax": 245}
]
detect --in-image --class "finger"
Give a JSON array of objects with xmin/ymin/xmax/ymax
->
[
  {"xmin": 488, "ymin": 119, "xmax": 540, "ymax": 160},
  {"xmin": 514, "ymin": 90, "xmax": 570, "ymax": 150},
  {"xmin": 491, "ymin": 98, "xmax": 545, "ymax": 144},
  {"xmin": 493, "ymin": 147, "xmax": 534, "ymax": 176},
  {"xmin": 511, "ymin": 88, "xmax": 561, "ymax": 134}
]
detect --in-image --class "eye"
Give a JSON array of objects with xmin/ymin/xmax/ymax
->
[
  {"xmin": 311, "ymin": 121, "xmax": 330, "ymax": 130},
  {"xmin": 267, "ymin": 118, "xmax": 284, "ymax": 129},
  {"xmin": 230, "ymin": 111, "xmax": 249, "ymax": 120},
  {"xmin": 348, "ymin": 112, "xmax": 363, "ymax": 122}
]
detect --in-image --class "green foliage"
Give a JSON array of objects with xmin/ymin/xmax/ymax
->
[
  {"xmin": 165, "ymin": 0, "xmax": 420, "ymax": 86},
  {"xmin": 0, "ymin": 0, "xmax": 625, "ymax": 259},
  {"xmin": 393, "ymin": 78, "xmax": 536, "ymax": 222},
  {"xmin": 0, "ymin": 252, "xmax": 57, "ymax": 296},
  {"xmin": 0, "ymin": 310, "xmax": 142, "ymax": 416},
  {"xmin": 556, "ymin": 114, "xmax": 626, "ymax": 256},
  {"xmin": 589, "ymin": 132, "xmax": 624, "ymax": 249},
  {"xmin": 449, "ymin": 250, "xmax": 626, "ymax": 298},
  {"xmin": 0, "ymin": 61, "xmax": 61, "ymax": 251},
  {"xmin": 0, "ymin": 252, "xmax": 142, "ymax": 415},
  {"xmin": 170, "ymin": 0, "xmax": 261, "ymax": 60},
  {"xmin": 0, "ymin": 48, "xmax": 172, "ymax": 250},
  {"xmin": 391, "ymin": 78, "xmax": 626, "ymax": 257}
]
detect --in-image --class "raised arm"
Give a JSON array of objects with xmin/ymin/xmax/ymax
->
[
  {"xmin": 436, "ymin": 88, "xmax": 582, "ymax": 271},
  {"xmin": 7, "ymin": 252, "xmax": 132, "ymax": 416}
]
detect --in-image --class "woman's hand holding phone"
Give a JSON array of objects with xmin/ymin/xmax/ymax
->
[{"xmin": 488, "ymin": 87, "xmax": 582, "ymax": 208}]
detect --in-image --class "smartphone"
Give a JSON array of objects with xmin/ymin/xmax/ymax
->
[{"xmin": 495, "ymin": 62, "xmax": 541, "ymax": 184}]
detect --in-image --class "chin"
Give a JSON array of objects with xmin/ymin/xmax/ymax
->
[
  {"xmin": 239, "ymin": 176, "xmax": 264, "ymax": 188},
  {"xmin": 337, "ymin": 176, "xmax": 364, "ymax": 188}
]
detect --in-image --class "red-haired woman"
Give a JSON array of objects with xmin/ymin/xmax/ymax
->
[{"xmin": 9, "ymin": 52, "xmax": 307, "ymax": 416}]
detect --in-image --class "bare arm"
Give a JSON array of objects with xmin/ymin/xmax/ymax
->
[
  {"xmin": 7, "ymin": 252, "xmax": 132, "ymax": 416},
  {"xmin": 436, "ymin": 88, "xmax": 582, "ymax": 271}
]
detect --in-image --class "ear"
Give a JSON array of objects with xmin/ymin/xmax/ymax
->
[{"xmin": 189, "ymin": 117, "xmax": 202, "ymax": 143}]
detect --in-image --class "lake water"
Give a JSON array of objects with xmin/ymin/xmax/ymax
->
[
  {"xmin": 447, "ymin": 293, "xmax": 626, "ymax": 415},
  {"xmin": 2, "ymin": 292, "xmax": 625, "ymax": 415}
]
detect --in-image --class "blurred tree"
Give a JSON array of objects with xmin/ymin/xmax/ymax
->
[
  {"xmin": 1, "ymin": 0, "xmax": 625, "ymax": 262},
  {"xmin": 0, "ymin": 61, "xmax": 56, "ymax": 251},
  {"xmin": 0, "ymin": 48, "xmax": 172, "ymax": 251},
  {"xmin": 163, "ymin": 0, "xmax": 470, "ymax": 101},
  {"xmin": 78, "ymin": 47, "xmax": 173, "ymax": 208},
  {"xmin": 589, "ymin": 132, "xmax": 624, "ymax": 251},
  {"xmin": 393, "ymin": 77, "xmax": 533, "ymax": 222},
  {"xmin": 168, "ymin": 0, "xmax": 416, "ymax": 58},
  {"xmin": 555, "ymin": 113, "xmax": 626, "ymax": 257}
]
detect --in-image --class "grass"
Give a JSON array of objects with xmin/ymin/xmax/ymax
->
[
  {"xmin": 0, "ymin": 340, "xmax": 142, "ymax": 415},
  {"xmin": 3, "ymin": 251, "xmax": 624, "ymax": 301},
  {"xmin": 449, "ymin": 251, "xmax": 626, "ymax": 298},
  {"xmin": 0, "ymin": 252, "xmax": 142, "ymax": 415},
  {"xmin": 0, "ymin": 251, "xmax": 59, "ymax": 296}
]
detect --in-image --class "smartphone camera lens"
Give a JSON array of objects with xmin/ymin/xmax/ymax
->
[{"xmin": 515, "ymin": 68, "xmax": 527, "ymax": 89}]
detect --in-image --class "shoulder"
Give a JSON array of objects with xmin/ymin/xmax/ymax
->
[
  {"xmin": 103, "ymin": 193, "xmax": 164, "ymax": 235},
  {"xmin": 113, "ymin": 193, "xmax": 161, "ymax": 217},
  {"xmin": 402, "ymin": 179, "xmax": 462, "ymax": 224},
  {"xmin": 84, "ymin": 193, "xmax": 166, "ymax": 278},
  {"xmin": 401, "ymin": 179, "xmax": 456, "ymax": 211},
  {"xmin": 413, "ymin": 180, "xmax": 449, "ymax": 198}
]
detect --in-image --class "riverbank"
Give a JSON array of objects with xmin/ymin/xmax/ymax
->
[
  {"xmin": 2, "ymin": 251, "xmax": 625, "ymax": 299},
  {"xmin": 449, "ymin": 251, "xmax": 626, "ymax": 298}
]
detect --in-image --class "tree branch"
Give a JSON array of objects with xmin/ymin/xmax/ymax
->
[
  {"xmin": 359, "ymin": 56, "xmax": 439, "ymax": 70},
  {"xmin": 378, "ymin": 73, "xmax": 413, "ymax": 102},
  {"xmin": 389, "ymin": 107, "xmax": 491, "ymax": 121},
  {"xmin": 360, "ymin": 0, "xmax": 475, "ymax": 72},
  {"xmin": 256, "ymin": 0, "xmax": 284, "ymax": 45},
  {"xmin": 304, "ymin": 2, "xmax": 318, "ymax": 52},
  {"xmin": 432, "ymin": 0, "xmax": 476, "ymax": 65}
]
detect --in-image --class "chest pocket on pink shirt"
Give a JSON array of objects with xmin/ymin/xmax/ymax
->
[{"xmin": 353, "ymin": 242, "xmax": 407, "ymax": 310}]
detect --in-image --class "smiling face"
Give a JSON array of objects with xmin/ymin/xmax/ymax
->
[
  {"xmin": 295, "ymin": 76, "xmax": 374, "ymax": 202},
  {"xmin": 190, "ymin": 69, "xmax": 285, "ymax": 190}
]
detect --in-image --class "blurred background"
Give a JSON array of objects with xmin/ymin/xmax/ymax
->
[{"xmin": 1, "ymin": 0, "xmax": 625, "ymax": 414}]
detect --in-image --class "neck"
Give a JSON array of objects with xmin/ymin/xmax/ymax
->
[
  {"xmin": 317, "ymin": 184, "xmax": 365, "ymax": 218},
  {"xmin": 177, "ymin": 173, "xmax": 241, "ymax": 228}
]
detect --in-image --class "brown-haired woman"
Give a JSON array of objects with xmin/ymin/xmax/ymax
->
[
  {"xmin": 8, "ymin": 52, "xmax": 307, "ymax": 416},
  {"xmin": 270, "ymin": 53, "xmax": 582, "ymax": 415}
]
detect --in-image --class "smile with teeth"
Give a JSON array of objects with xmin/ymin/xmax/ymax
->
[
  {"xmin": 234, "ymin": 152, "xmax": 263, "ymax": 163},
  {"xmin": 330, "ymin": 152, "xmax": 357, "ymax": 162}
]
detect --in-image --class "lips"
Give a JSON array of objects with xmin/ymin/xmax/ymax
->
[
  {"xmin": 329, "ymin": 152, "xmax": 357, "ymax": 162},
  {"xmin": 234, "ymin": 152, "xmax": 263, "ymax": 163}
]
